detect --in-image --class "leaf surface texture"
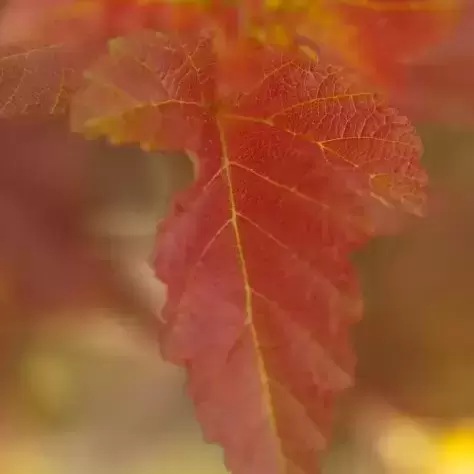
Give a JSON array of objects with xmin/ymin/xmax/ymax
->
[
  {"xmin": 72, "ymin": 30, "xmax": 427, "ymax": 474},
  {"xmin": 0, "ymin": 42, "xmax": 90, "ymax": 117}
]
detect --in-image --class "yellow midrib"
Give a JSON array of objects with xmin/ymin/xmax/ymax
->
[{"xmin": 216, "ymin": 118, "xmax": 285, "ymax": 471}]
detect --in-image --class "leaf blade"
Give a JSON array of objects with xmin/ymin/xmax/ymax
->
[
  {"xmin": 72, "ymin": 30, "xmax": 427, "ymax": 474},
  {"xmin": 0, "ymin": 41, "xmax": 90, "ymax": 117}
]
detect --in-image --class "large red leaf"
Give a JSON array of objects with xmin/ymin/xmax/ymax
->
[{"xmin": 72, "ymin": 30, "xmax": 426, "ymax": 474}]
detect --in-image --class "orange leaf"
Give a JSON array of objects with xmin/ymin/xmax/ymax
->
[
  {"xmin": 0, "ymin": 41, "xmax": 91, "ymax": 117},
  {"xmin": 72, "ymin": 30, "xmax": 426, "ymax": 473}
]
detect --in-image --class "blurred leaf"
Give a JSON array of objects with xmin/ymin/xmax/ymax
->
[
  {"xmin": 391, "ymin": 1, "xmax": 474, "ymax": 124},
  {"xmin": 0, "ymin": 0, "xmax": 462, "ymax": 95},
  {"xmin": 0, "ymin": 41, "xmax": 93, "ymax": 117},
  {"xmin": 335, "ymin": 0, "xmax": 460, "ymax": 87}
]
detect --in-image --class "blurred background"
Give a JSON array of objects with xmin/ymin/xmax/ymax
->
[{"xmin": 0, "ymin": 1, "xmax": 474, "ymax": 474}]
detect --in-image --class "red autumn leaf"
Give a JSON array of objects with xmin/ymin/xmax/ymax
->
[
  {"xmin": 72, "ymin": 30, "xmax": 426, "ymax": 473},
  {"xmin": 0, "ymin": 0, "xmax": 161, "ymax": 118},
  {"xmin": 0, "ymin": 0, "xmax": 198, "ymax": 117},
  {"xmin": 0, "ymin": 40, "xmax": 94, "ymax": 118}
]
